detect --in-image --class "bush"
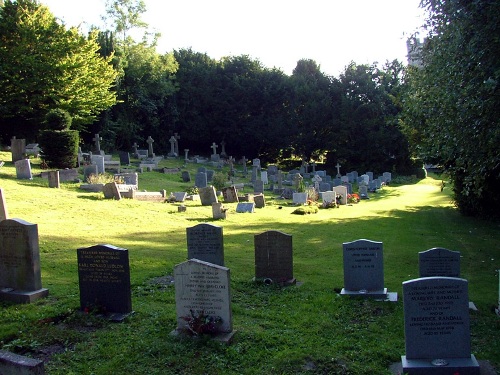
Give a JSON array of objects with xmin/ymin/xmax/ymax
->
[
  {"xmin": 38, "ymin": 129, "xmax": 79, "ymax": 168},
  {"xmin": 44, "ymin": 109, "xmax": 72, "ymax": 131},
  {"xmin": 292, "ymin": 206, "xmax": 318, "ymax": 215},
  {"xmin": 212, "ymin": 172, "xmax": 227, "ymax": 191}
]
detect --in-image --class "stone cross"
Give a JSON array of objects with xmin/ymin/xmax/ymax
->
[
  {"xmin": 211, "ymin": 142, "xmax": 218, "ymax": 155},
  {"xmin": 228, "ymin": 156, "xmax": 235, "ymax": 175},
  {"xmin": 93, "ymin": 133, "xmax": 102, "ymax": 153},
  {"xmin": 174, "ymin": 133, "xmax": 181, "ymax": 156},
  {"xmin": 132, "ymin": 142, "xmax": 139, "ymax": 155},
  {"xmin": 241, "ymin": 156, "xmax": 247, "ymax": 175},
  {"xmin": 220, "ymin": 140, "xmax": 227, "ymax": 158},
  {"xmin": 146, "ymin": 136, "xmax": 154, "ymax": 157},
  {"xmin": 335, "ymin": 162, "xmax": 341, "ymax": 177},
  {"xmin": 184, "ymin": 149, "xmax": 189, "ymax": 161},
  {"xmin": 169, "ymin": 136, "xmax": 176, "ymax": 156}
]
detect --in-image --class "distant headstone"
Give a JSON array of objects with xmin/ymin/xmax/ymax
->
[
  {"xmin": 292, "ymin": 192, "xmax": 308, "ymax": 205},
  {"xmin": 91, "ymin": 155, "xmax": 105, "ymax": 174},
  {"xmin": 254, "ymin": 230, "xmax": 295, "ymax": 285},
  {"xmin": 383, "ymin": 172, "xmax": 392, "ymax": 183},
  {"xmin": 181, "ymin": 170, "xmax": 191, "ymax": 182},
  {"xmin": 199, "ymin": 186, "xmax": 218, "ymax": 206},
  {"xmin": 419, "ymin": 248, "xmax": 460, "ymax": 277},
  {"xmin": 92, "ymin": 133, "xmax": 102, "ymax": 154},
  {"xmin": 195, "ymin": 172, "xmax": 207, "ymax": 188},
  {"xmin": 254, "ymin": 180, "xmax": 264, "ymax": 194},
  {"xmin": 84, "ymin": 164, "xmax": 98, "ymax": 181},
  {"xmin": 212, "ymin": 202, "xmax": 228, "ymax": 220},
  {"xmin": 222, "ymin": 186, "xmax": 239, "ymax": 203},
  {"xmin": 254, "ymin": 194, "xmax": 265, "ymax": 208},
  {"xmin": 319, "ymin": 182, "xmax": 331, "ymax": 192},
  {"xmin": 236, "ymin": 202, "xmax": 255, "ymax": 213},
  {"xmin": 186, "ymin": 223, "xmax": 224, "ymax": 266},
  {"xmin": 401, "ymin": 277, "xmax": 480, "ymax": 374},
  {"xmin": 77, "ymin": 244, "xmax": 133, "ymax": 320},
  {"xmin": 15, "ymin": 159, "xmax": 32, "ymax": 180},
  {"xmin": 359, "ymin": 185, "xmax": 369, "ymax": 199},
  {"xmin": 173, "ymin": 259, "xmax": 234, "ymax": 341},
  {"xmin": 48, "ymin": 170, "xmax": 60, "ymax": 188},
  {"xmin": 332, "ymin": 186, "xmax": 347, "ymax": 204},
  {"xmin": 0, "ymin": 219, "xmax": 49, "ymax": 303},
  {"xmin": 341, "ymin": 239, "xmax": 388, "ymax": 298},
  {"xmin": 321, "ymin": 191, "xmax": 336, "ymax": 205},
  {"xmin": 103, "ymin": 182, "xmax": 122, "ymax": 200},
  {"xmin": 261, "ymin": 171, "xmax": 268, "ymax": 184},
  {"xmin": 10, "ymin": 138, "xmax": 26, "ymax": 163},
  {"xmin": 206, "ymin": 169, "xmax": 214, "ymax": 182},
  {"xmin": 173, "ymin": 192, "xmax": 187, "ymax": 202},
  {"xmin": 0, "ymin": 188, "xmax": 8, "ymax": 221},
  {"xmin": 119, "ymin": 151, "xmax": 131, "ymax": 165},
  {"xmin": 146, "ymin": 136, "xmax": 155, "ymax": 157}
]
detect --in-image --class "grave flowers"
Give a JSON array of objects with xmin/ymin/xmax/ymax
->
[
  {"xmin": 347, "ymin": 193, "xmax": 360, "ymax": 204},
  {"xmin": 181, "ymin": 309, "xmax": 223, "ymax": 336}
]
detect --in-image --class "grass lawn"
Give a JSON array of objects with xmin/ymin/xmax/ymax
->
[{"xmin": 0, "ymin": 151, "xmax": 499, "ymax": 374}]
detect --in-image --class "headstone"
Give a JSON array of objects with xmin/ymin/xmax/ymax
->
[
  {"xmin": 359, "ymin": 185, "xmax": 369, "ymax": 199},
  {"xmin": 0, "ymin": 188, "xmax": 8, "ymax": 221},
  {"xmin": 383, "ymin": 172, "xmax": 392, "ymax": 183},
  {"xmin": 401, "ymin": 277, "xmax": 480, "ymax": 374},
  {"xmin": 186, "ymin": 223, "xmax": 224, "ymax": 266},
  {"xmin": 174, "ymin": 133, "xmax": 181, "ymax": 156},
  {"xmin": 0, "ymin": 219, "xmax": 49, "ymax": 303},
  {"xmin": 146, "ymin": 136, "xmax": 155, "ymax": 157},
  {"xmin": 25, "ymin": 143, "xmax": 41, "ymax": 157},
  {"xmin": 91, "ymin": 155, "xmax": 105, "ymax": 174},
  {"xmin": 195, "ymin": 172, "xmax": 208, "ymax": 188},
  {"xmin": 210, "ymin": 142, "xmax": 219, "ymax": 161},
  {"xmin": 137, "ymin": 149, "xmax": 148, "ymax": 159},
  {"xmin": 77, "ymin": 244, "xmax": 132, "ymax": 320},
  {"xmin": 419, "ymin": 248, "xmax": 460, "ymax": 277},
  {"xmin": 254, "ymin": 180, "xmax": 264, "ymax": 194},
  {"xmin": 57, "ymin": 168, "xmax": 78, "ymax": 182},
  {"xmin": 48, "ymin": 170, "xmax": 60, "ymax": 188},
  {"xmin": 10, "ymin": 137, "xmax": 26, "ymax": 162},
  {"xmin": 173, "ymin": 259, "xmax": 234, "ymax": 340},
  {"xmin": 254, "ymin": 194, "xmax": 265, "ymax": 208},
  {"xmin": 251, "ymin": 165, "xmax": 258, "ymax": 183},
  {"xmin": 341, "ymin": 176, "xmax": 349, "ymax": 183},
  {"xmin": 252, "ymin": 158, "xmax": 261, "ymax": 168},
  {"xmin": 15, "ymin": 159, "xmax": 32, "ymax": 180},
  {"xmin": 292, "ymin": 192, "xmax": 308, "ymax": 205},
  {"xmin": 341, "ymin": 239, "xmax": 389, "ymax": 299},
  {"xmin": 197, "ymin": 167, "xmax": 207, "ymax": 173},
  {"xmin": 332, "ymin": 186, "xmax": 347, "ymax": 205},
  {"xmin": 115, "ymin": 172, "xmax": 138, "ymax": 188},
  {"xmin": 92, "ymin": 133, "xmax": 102, "ymax": 154},
  {"xmin": 366, "ymin": 171, "xmax": 373, "ymax": 181},
  {"xmin": 0, "ymin": 350, "xmax": 45, "ymax": 374},
  {"xmin": 261, "ymin": 171, "xmax": 268, "ymax": 184},
  {"xmin": 132, "ymin": 142, "xmax": 139, "ymax": 157},
  {"xmin": 267, "ymin": 165, "xmax": 278, "ymax": 175},
  {"xmin": 184, "ymin": 149, "xmax": 189, "ymax": 161},
  {"xmin": 119, "ymin": 151, "xmax": 130, "ymax": 165},
  {"xmin": 332, "ymin": 178, "xmax": 342, "ymax": 187},
  {"xmin": 206, "ymin": 169, "xmax": 214, "ymax": 182},
  {"xmin": 342, "ymin": 182, "xmax": 353, "ymax": 194},
  {"xmin": 241, "ymin": 156, "xmax": 248, "ymax": 175},
  {"xmin": 173, "ymin": 192, "xmax": 187, "ymax": 202},
  {"xmin": 254, "ymin": 230, "xmax": 295, "ymax": 285},
  {"xmin": 103, "ymin": 182, "xmax": 122, "ymax": 200},
  {"xmin": 212, "ymin": 202, "xmax": 228, "ymax": 220},
  {"xmin": 335, "ymin": 162, "xmax": 341, "ymax": 177},
  {"xmin": 220, "ymin": 140, "xmax": 227, "ymax": 158},
  {"xmin": 319, "ymin": 182, "xmax": 331, "ymax": 192},
  {"xmin": 199, "ymin": 186, "xmax": 218, "ymax": 206},
  {"xmin": 168, "ymin": 136, "xmax": 177, "ymax": 157},
  {"xmin": 222, "ymin": 186, "xmax": 239, "ymax": 203},
  {"xmin": 181, "ymin": 170, "xmax": 191, "ymax": 182},
  {"xmin": 321, "ymin": 191, "xmax": 336, "ymax": 205},
  {"xmin": 236, "ymin": 202, "xmax": 255, "ymax": 213},
  {"xmin": 84, "ymin": 165, "xmax": 98, "ymax": 182}
]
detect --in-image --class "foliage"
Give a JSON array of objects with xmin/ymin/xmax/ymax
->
[
  {"xmin": 402, "ymin": 0, "xmax": 500, "ymax": 218},
  {"xmin": 347, "ymin": 193, "xmax": 360, "ymax": 204},
  {"xmin": 185, "ymin": 186, "xmax": 199, "ymax": 195},
  {"xmin": 43, "ymin": 109, "xmax": 72, "ymax": 131},
  {"xmin": 292, "ymin": 205, "xmax": 319, "ymax": 215},
  {"xmin": 86, "ymin": 173, "xmax": 124, "ymax": 184},
  {"xmin": 305, "ymin": 186, "xmax": 318, "ymax": 202},
  {"xmin": 38, "ymin": 128, "xmax": 79, "ymax": 169},
  {"xmin": 211, "ymin": 172, "xmax": 227, "ymax": 192},
  {"xmin": 0, "ymin": 0, "xmax": 118, "ymax": 141},
  {"xmin": 180, "ymin": 310, "xmax": 223, "ymax": 336}
]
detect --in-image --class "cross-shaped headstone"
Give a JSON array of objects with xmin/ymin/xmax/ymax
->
[
  {"xmin": 169, "ymin": 136, "xmax": 176, "ymax": 156},
  {"xmin": 335, "ymin": 162, "xmax": 341, "ymax": 177},
  {"xmin": 132, "ymin": 142, "xmax": 139, "ymax": 154},
  {"xmin": 147, "ymin": 136, "xmax": 154, "ymax": 157},
  {"xmin": 220, "ymin": 140, "xmax": 227, "ymax": 157},
  {"xmin": 228, "ymin": 156, "xmax": 235, "ymax": 175},
  {"xmin": 174, "ymin": 133, "xmax": 181, "ymax": 156},
  {"xmin": 211, "ymin": 142, "xmax": 218, "ymax": 155},
  {"xmin": 93, "ymin": 133, "xmax": 102, "ymax": 152}
]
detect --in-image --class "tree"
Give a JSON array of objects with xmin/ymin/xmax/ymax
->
[
  {"xmin": 0, "ymin": 0, "xmax": 118, "ymax": 142},
  {"xmin": 402, "ymin": 0, "xmax": 500, "ymax": 217}
]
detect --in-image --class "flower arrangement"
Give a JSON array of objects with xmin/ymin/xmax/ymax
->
[
  {"xmin": 347, "ymin": 193, "xmax": 360, "ymax": 204},
  {"xmin": 181, "ymin": 309, "xmax": 223, "ymax": 335}
]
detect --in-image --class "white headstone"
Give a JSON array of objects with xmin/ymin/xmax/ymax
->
[{"xmin": 332, "ymin": 186, "xmax": 348, "ymax": 205}]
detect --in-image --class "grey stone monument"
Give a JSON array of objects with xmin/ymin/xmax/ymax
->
[
  {"xmin": 15, "ymin": 159, "xmax": 32, "ymax": 180},
  {"xmin": 199, "ymin": 186, "xmax": 218, "ymax": 206},
  {"xmin": 254, "ymin": 230, "xmax": 295, "ymax": 285},
  {"xmin": 0, "ymin": 188, "xmax": 9, "ymax": 221},
  {"xmin": 419, "ymin": 248, "xmax": 460, "ymax": 278},
  {"xmin": 187, "ymin": 223, "xmax": 224, "ymax": 266}
]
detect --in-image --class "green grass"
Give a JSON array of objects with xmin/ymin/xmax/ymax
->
[{"xmin": 0, "ymin": 151, "xmax": 499, "ymax": 374}]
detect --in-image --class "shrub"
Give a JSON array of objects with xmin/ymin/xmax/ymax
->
[
  {"xmin": 212, "ymin": 172, "xmax": 227, "ymax": 191},
  {"xmin": 38, "ymin": 129, "xmax": 79, "ymax": 169},
  {"xmin": 292, "ymin": 206, "xmax": 318, "ymax": 215},
  {"xmin": 44, "ymin": 109, "xmax": 72, "ymax": 131}
]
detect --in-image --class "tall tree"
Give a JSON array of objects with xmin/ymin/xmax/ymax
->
[
  {"xmin": 0, "ymin": 0, "xmax": 118, "ymax": 141},
  {"xmin": 402, "ymin": 0, "xmax": 500, "ymax": 217}
]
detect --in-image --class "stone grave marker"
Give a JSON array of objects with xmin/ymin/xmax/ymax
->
[
  {"xmin": 91, "ymin": 155, "xmax": 105, "ymax": 174},
  {"xmin": 419, "ymin": 248, "xmax": 461, "ymax": 278},
  {"xmin": 195, "ymin": 172, "xmax": 207, "ymax": 188},
  {"xmin": 319, "ymin": 182, "xmax": 331, "ymax": 192},
  {"xmin": 48, "ymin": 170, "xmax": 60, "ymax": 188},
  {"xmin": 254, "ymin": 230, "xmax": 295, "ymax": 285},
  {"xmin": 383, "ymin": 171, "xmax": 392, "ymax": 183},
  {"xmin": 0, "ymin": 219, "xmax": 49, "ymax": 303},
  {"xmin": 83, "ymin": 164, "xmax": 98, "ymax": 181},
  {"xmin": 15, "ymin": 159, "xmax": 32, "ymax": 180},
  {"xmin": 199, "ymin": 186, "xmax": 218, "ymax": 206},
  {"xmin": 137, "ymin": 149, "xmax": 148, "ymax": 159},
  {"xmin": 401, "ymin": 277, "xmax": 480, "ymax": 374},
  {"xmin": 186, "ymin": 223, "xmax": 224, "ymax": 266},
  {"xmin": 359, "ymin": 185, "xmax": 369, "ymax": 199},
  {"xmin": 0, "ymin": 188, "xmax": 8, "ymax": 221},
  {"xmin": 10, "ymin": 137, "xmax": 26, "ymax": 163},
  {"xmin": 292, "ymin": 192, "xmax": 308, "ymax": 205},
  {"xmin": 181, "ymin": 170, "xmax": 191, "ymax": 182},
  {"xmin": 321, "ymin": 191, "xmax": 336, "ymax": 205},
  {"xmin": 254, "ymin": 179, "xmax": 264, "ymax": 194},
  {"xmin": 0, "ymin": 350, "xmax": 45, "ymax": 374},
  {"xmin": 341, "ymin": 239, "xmax": 391, "ymax": 299},
  {"xmin": 119, "ymin": 151, "xmax": 131, "ymax": 165},
  {"xmin": 206, "ymin": 169, "xmax": 215, "ymax": 182},
  {"xmin": 77, "ymin": 244, "xmax": 133, "ymax": 320},
  {"xmin": 173, "ymin": 259, "xmax": 234, "ymax": 341},
  {"xmin": 222, "ymin": 186, "xmax": 239, "ymax": 203},
  {"xmin": 332, "ymin": 186, "xmax": 347, "ymax": 204},
  {"xmin": 254, "ymin": 194, "xmax": 265, "ymax": 208},
  {"xmin": 261, "ymin": 171, "xmax": 268, "ymax": 184},
  {"xmin": 103, "ymin": 182, "xmax": 122, "ymax": 200},
  {"xmin": 173, "ymin": 192, "xmax": 187, "ymax": 202},
  {"xmin": 236, "ymin": 202, "xmax": 255, "ymax": 213},
  {"xmin": 212, "ymin": 202, "xmax": 228, "ymax": 220}
]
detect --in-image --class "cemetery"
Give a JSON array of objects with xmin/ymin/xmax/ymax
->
[{"xmin": 0, "ymin": 148, "xmax": 499, "ymax": 374}]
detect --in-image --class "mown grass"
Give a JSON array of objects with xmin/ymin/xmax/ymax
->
[{"xmin": 0, "ymin": 151, "xmax": 499, "ymax": 374}]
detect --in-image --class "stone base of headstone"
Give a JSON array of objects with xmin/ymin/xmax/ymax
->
[
  {"xmin": 170, "ymin": 328, "xmax": 236, "ymax": 345},
  {"xmin": 178, "ymin": 205, "xmax": 187, "ymax": 212},
  {"xmin": 340, "ymin": 287, "xmax": 388, "ymax": 299},
  {"xmin": 0, "ymin": 288, "xmax": 49, "ymax": 303},
  {"xmin": 79, "ymin": 183, "xmax": 105, "ymax": 192},
  {"xmin": 401, "ymin": 355, "xmax": 480, "ymax": 375},
  {"xmin": 253, "ymin": 277, "xmax": 296, "ymax": 286},
  {"xmin": 0, "ymin": 350, "xmax": 45, "ymax": 375},
  {"xmin": 79, "ymin": 310, "xmax": 134, "ymax": 323}
]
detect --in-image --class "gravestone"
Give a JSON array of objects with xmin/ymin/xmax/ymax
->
[
  {"xmin": 0, "ymin": 219, "xmax": 49, "ymax": 303},
  {"xmin": 198, "ymin": 167, "xmax": 207, "ymax": 173},
  {"xmin": 292, "ymin": 192, "xmax": 308, "ymax": 205},
  {"xmin": 212, "ymin": 202, "xmax": 228, "ymax": 220},
  {"xmin": 25, "ymin": 143, "xmax": 40, "ymax": 157},
  {"xmin": 261, "ymin": 171, "xmax": 268, "ymax": 184},
  {"xmin": 115, "ymin": 172, "xmax": 138, "ymax": 188},
  {"xmin": 181, "ymin": 171, "xmax": 191, "ymax": 182},
  {"xmin": 236, "ymin": 202, "xmax": 255, "ymax": 213},
  {"xmin": 254, "ymin": 230, "xmax": 295, "ymax": 285},
  {"xmin": 319, "ymin": 182, "xmax": 331, "ymax": 192},
  {"xmin": 84, "ymin": 164, "xmax": 98, "ymax": 181},
  {"xmin": 10, "ymin": 137, "xmax": 26, "ymax": 163},
  {"xmin": 186, "ymin": 223, "xmax": 224, "ymax": 266},
  {"xmin": 383, "ymin": 172, "xmax": 392, "ymax": 183},
  {"xmin": 222, "ymin": 186, "xmax": 239, "ymax": 203},
  {"xmin": 119, "ymin": 151, "xmax": 130, "ymax": 165},
  {"xmin": 173, "ymin": 192, "xmax": 187, "ymax": 202},
  {"xmin": 254, "ymin": 194, "xmax": 265, "ymax": 208},
  {"xmin": 419, "ymin": 248, "xmax": 461, "ymax": 278},
  {"xmin": 341, "ymin": 239, "xmax": 389, "ymax": 299},
  {"xmin": 359, "ymin": 185, "xmax": 369, "ymax": 199},
  {"xmin": 267, "ymin": 165, "xmax": 278, "ymax": 175},
  {"xmin": 15, "ymin": 159, "xmax": 32, "ymax": 180},
  {"xmin": 173, "ymin": 259, "xmax": 234, "ymax": 341},
  {"xmin": 103, "ymin": 182, "xmax": 122, "ymax": 200},
  {"xmin": 137, "ymin": 149, "xmax": 148, "ymax": 159},
  {"xmin": 332, "ymin": 186, "xmax": 347, "ymax": 204},
  {"xmin": 401, "ymin": 277, "xmax": 480, "ymax": 374},
  {"xmin": 48, "ymin": 170, "xmax": 60, "ymax": 188},
  {"xmin": 206, "ymin": 169, "xmax": 214, "ymax": 182},
  {"xmin": 91, "ymin": 155, "xmax": 105, "ymax": 174},
  {"xmin": 195, "ymin": 172, "xmax": 207, "ymax": 188},
  {"xmin": 254, "ymin": 180, "xmax": 264, "ymax": 194},
  {"xmin": 0, "ymin": 350, "xmax": 45, "ymax": 374},
  {"xmin": 199, "ymin": 186, "xmax": 218, "ymax": 206},
  {"xmin": 146, "ymin": 136, "xmax": 155, "ymax": 157},
  {"xmin": 0, "ymin": 188, "xmax": 8, "ymax": 221},
  {"xmin": 57, "ymin": 168, "xmax": 78, "ymax": 182},
  {"xmin": 77, "ymin": 244, "xmax": 133, "ymax": 320},
  {"xmin": 321, "ymin": 191, "xmax": 336, "ymax": 205},
  {"xmin": 92, "ymin": 133, "xmax": 102, "ymax": 154}
]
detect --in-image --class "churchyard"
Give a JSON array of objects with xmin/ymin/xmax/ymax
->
[{"xmin": 0, "ymin": 149, "xmax": 499, "ymax": 374}]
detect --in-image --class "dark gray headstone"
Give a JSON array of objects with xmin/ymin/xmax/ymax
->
[
  {"xmin": 254, "ymin": 230, "xmax": 294, "ymax": 285},
  {"xmin": 0, "ymin": 219, "xmax": 48, "ymax": 303},
  {"xmin": 254, "ymin": 194, "xmax": 265, "ymax": 208},
  {"xmin": 206, "ymin": 169, "xmax": 215, "ymax": 182},
  {"xmin": 402, "ymin": 277, "xmax": 480, "ymax": 374},
  {"xmin": 48, "ymin": 170, "xmax": 60, "ymax": 188},
  {"xmin": 199, "ymin": 186, "xmax": 218, "ymax": 206},
  {"xmin": 84, "ymin": 164, "xmax": 98, "ymax": 181},
  {"xmin": 319, "ymin": 182, "xmax": 331, "ymax": 192},
  {"xmin": 0, "ymin": 350, "xmax": 45, "ymax": 375},
  {"xmin": 195, "ymin": 172, "xmax": 208, "ymax": 188},
  {"xmin": 91, "ymin": 155, "xmax": 105, "ymax": 174},
  {"xmin": 77, "ymin": 244, "xmax": 132, "ymax": 317},
  {"xmin": 119, "ymin": 151, "xmax": 131, "ymax": 165},
  {"xmin": 181, "ymin": 170, "xmax": 191, "ymax": 182},
  {"xmin": 186, "ymin": 223, "xmax": 224, "ymax": 266},
  {"xmin": 254, "ymin": 180, "xmax": 264, "ymax": 194},
  {"xmin": 10, "ymin": 138, "xmax": 26, "ymax": 163},
  {"xmin": 15, "ymin": 159, "xmax": 32, "ymax": 180},
  {"xmin": 116, "ymin": 172, "xmax": 138, "ymax": 187},
  {"xmin": 0, "ymin": 188, "xmax": 8, "ymax": 221},
  {"xmin": 419, "ymin": 248, "xmax": 460, "ymax": 277},
  {"xmin": 341, "ymin": 239, "xmax": 386, "ymax": 298}
]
